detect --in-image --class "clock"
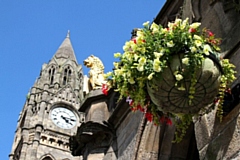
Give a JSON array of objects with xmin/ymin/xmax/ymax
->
[{"xmin": 50, "ymin": 107, "xmax": 77, "ymax": 129}]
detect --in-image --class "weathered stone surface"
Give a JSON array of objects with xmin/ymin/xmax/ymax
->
[
  {"xmin": 135, "ymin": 122, "xmax": 160, "ymax": 160},
  {"xmin": 117, "ymin": 111, "xmax": 144, "ymax": 158},
  {"xmin": 103, "ymin": 146, "xmax": 117, "ymax": 160},
  {"xmin": 196, "ymin": 104, "xmax": 240, "ymax": 159},
  {"xmin": 86, "ymin": 101, "xmax": 109, "ymax": 122}
]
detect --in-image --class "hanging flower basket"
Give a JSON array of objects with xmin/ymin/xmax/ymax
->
[
  {"xmin": 103, "ymin": 18, "xmax": 236, "ymax": 142},
  {"xmin": 147, "ymin": 52, "xmax": 222, "ymax": 114}
]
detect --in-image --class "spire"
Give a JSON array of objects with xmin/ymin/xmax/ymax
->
[{"xmin": 53, "ymin": 31, "xmax": 78, "ymax": 63}]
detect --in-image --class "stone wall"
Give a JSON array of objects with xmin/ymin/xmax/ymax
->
[{"xmin": 182, "ymin": 0, "xmax": 240, "ymax": 159}]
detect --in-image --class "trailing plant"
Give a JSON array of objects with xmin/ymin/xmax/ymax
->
[{"xmin": 103, "ymin": 18, "xmax": 236, "ymax": 142}]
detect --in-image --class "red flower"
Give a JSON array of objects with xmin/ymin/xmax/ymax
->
[
  {"xmin": 208, "ymin": 31, "xmax": 214, "ymax": 37},
  {"xmin": 188, "ymin": 28, "xmax": 196, "ymax": 33},
  {"xmin": 132, "ymin": 38, "xmax": 137, "ymax": 44},
  {"xmin": 145, "ymin": 112, "xmax": 153, "ymax": 122},
  {"xmin": 102, "ymin": 84, "xmax": 108, "ymax": 95},
  {"xmin": 165, "ymin": 117, "xmax": 172, "ymax": 126},
  {"xmin": 137, "ymin": 104, "xmax": 145, "ymax": 112}
]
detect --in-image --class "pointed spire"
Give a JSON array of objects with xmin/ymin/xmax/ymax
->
[
  {"xmin": 67, "ymin": 30, "xmax": 70, "ymax": 38},
  {"xmin": 53, "ymin": 31, "xmax": 78, "ymax": 63}
]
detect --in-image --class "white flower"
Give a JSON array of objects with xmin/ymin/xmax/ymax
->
[
  {"xmin": 175, "ymin": 74, "xmax": 183, "ymax": 81},
  {"xmin": 182, "ymin": 57, "xmax": 189, "ymax": 65}
]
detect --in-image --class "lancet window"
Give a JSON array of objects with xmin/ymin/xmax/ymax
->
[
  {"xmin": 63, "ymin": 66, "xmax": 72, "ymax": 85},
  {"xmin": 48, "ymin": 66, "xmax": 55, "ymax": 85}
]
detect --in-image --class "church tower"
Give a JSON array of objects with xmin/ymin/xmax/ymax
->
[{"xmin": 9, "ymin": 32, "xmax": 84, "ymax": 160}]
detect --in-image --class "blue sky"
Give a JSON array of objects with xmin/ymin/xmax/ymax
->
[{"xmin": 0, "ymin": 1, "xmax": 164, "ymax": 159}]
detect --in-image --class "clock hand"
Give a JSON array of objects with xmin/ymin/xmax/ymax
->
[
  {"xmin": 61, "ymin": 115, "xmax": 76, "ymax": 122},
  {"xmin": 61, "ymin": 115, "xmax": 73, "ymax": 125}
]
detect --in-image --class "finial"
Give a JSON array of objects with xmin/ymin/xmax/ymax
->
[{"xmin": 67, "ymin": 30, "xmax": 70, "ymax": 38}]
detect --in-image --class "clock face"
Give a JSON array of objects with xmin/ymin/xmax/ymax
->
[{"xmin": 50, "ymin": 107, "xmax": 77, "ymax": 129}]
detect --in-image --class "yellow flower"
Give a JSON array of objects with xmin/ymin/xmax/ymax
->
[
  {"xmin": 147, "ymin": 73, "xmax": 155, "ymax": 80},
  {"xmin": 174, "ymin": 18, "xmax": 182, "ymax": 25},
  {"xmin": 150, "ymin": 22, "xmax": 159, "ymax": 33},
  {"xmin": 181, "ymin": 18, "xmax": 189, "ymax": 29},
  {"xmin": 167, "ymin": 40, "xmax": 175, "ymax": 47},
  {"xmin": 104, "ymin": 72, "xmax": 113, "ymax": 79},
  {"xmin": 123, "ymin": 41, "xmax": 131, "ymax": 51},
  {"xmin": 153, "ymin": 59, "xmax": 161, "ymax": 72},
  {"xmin": 190, "ymin": 22, "xmax": 201, "ymax": 29},
  {"xmin": 203, "ymin": 44, "xmax": 212, "ymax": 55},
  {"xmin": 182, "ymin": 57, "xmax": 189, "ymax": 65},
  {"xmin": 138, "ymin": 57, "xmax": 146, "ymax": 65},
  {"xmin": 143, "ymin": 21, "xmax": 150, "ymax": 27},
  {"xmin": 154, "ymin": 52, "xmax": 163, "ymax": 59},
  {"xmin": 130, "ymin": 42, "xmax": 137, "ymax": 51},
  {"xmin": 114, "ymin": 52, "xmax": 122, "ymax": 58},
  {"xmin": 137, "ymin": 30, "xmax": 144, "ymax": 38},
  {"xmin": 134, "ymin": 54, "xmax": 139, "ymax": 61},
  {"xmin": 113, "ymin": 62, "xmax": 119, "ymax": 68},
  {"xmin": 128, "ymin": 77, "xmax": 135, "ymax": 84},
  {"xmin": 194, "ymin": 40, "xmax": 202, "ymax": 47},
  {"xmin": 190, "ymin": 46, "xmax": 197, "ymax": 53},
  {"xmin": 175, "ymin": 74, "xmax": 183, "ymax": 81},
  {"xmin": 161, "ymin": 28, "xmax": 168, "ymax": 33},
  {"xmin": 168, "ymin": 22, "xmax": 174, "ymax": 29},
  {"xmin": 137, "ymin": 65, "xmax": 144, "ymax": 72},
  {"xmin": 178, "ymin": 86, "xmax": 186, "ymax": 91},
  {"xmin": 193, "ymin": 35, "xmax": 202, "ymax": 40},
  {"xmin": 114, "ymin": 69, "xmax": 121, "ymax": 75}
]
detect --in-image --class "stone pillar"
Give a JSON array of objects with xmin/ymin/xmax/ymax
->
[{"xmin": 80, "ymin": 89, "xmax": 110, "ymax": 123}]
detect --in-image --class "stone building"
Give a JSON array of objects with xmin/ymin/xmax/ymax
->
[
  {"xmin": 10, "ymin": 1, "xmax": 240, "ymax": 160},
  {"xmin": 9, "ymin": 32, "xmax": 84, "ymax": 160},
  {"xmin": 70, "ymin": 1, "xmax": 240, "ymax": 160}
]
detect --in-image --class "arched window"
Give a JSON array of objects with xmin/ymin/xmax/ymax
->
[
  {"xmin": 40, "ymin": 154, "xmax": 55, "ymax": 160},
  {"xmin": 42, "ymin": 157, "xmax": 53, "ymax": 160},
  {"xmin": 63, "ymin": 66, "xmax": 72, "ymax": 85},
  {"xmin": 48, "ymin": 66, "xmax": 55, "ymax": 85}
]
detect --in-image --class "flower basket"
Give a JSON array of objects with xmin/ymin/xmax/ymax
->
[
  {"xmin": 104, "ymin": 18, "xmax": 236, "ymax": 142},
  {"xmin": 147, "ymin": 52, "xmax": 221, "ymax": 114}
]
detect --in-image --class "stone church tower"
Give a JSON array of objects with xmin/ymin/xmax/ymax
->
[{"xmin": 9, "ymin": 32, "xmax": 84, "ymax": 160}]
